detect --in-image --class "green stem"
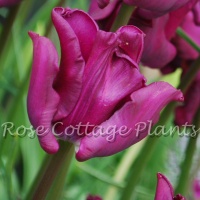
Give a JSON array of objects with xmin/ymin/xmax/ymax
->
[
  {"xmin": 175, "ymin": 108, "xmax": 200, "ymax": 194},
  {"xmin": 120, "ymin": 56, "xmax": 200, "ymax": 200},
  {"xmin": 105, "ymin": 141, "xmax": 145, "ymax": 200},
  {"xmin": 120, "ymin": 106, "xmax": 173, "ymax": 200},
  {"xmin": 0, "ymin": 5, "xmax": 20, "ymax": 62},
  {"xmin": 111, "ymin": 4, "xmax": 135, "ymax": 32},
  {"xmin": 176, "ymin": 27, "xmax": 200, "ymax": 53},
  {"xmin": 25, "ymin": 141, "xmax": 74, "ymax": 200}
]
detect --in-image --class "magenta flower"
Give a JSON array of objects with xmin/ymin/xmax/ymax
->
[
  {"xmin": 130, "ymin": 13, "xmax": 176, "ymax": 68},
  {"xmin": 174, "ymin": 10, "xmax": 200, "ymax": 60},
  {"xmin": 0, "ymin": 0, "xmax": 21, "ymax": 7},
  {"xmin": 131, "ymin": 0, "xmax": 198, "ymax": 68},
  {"xmin": 192, "ymin": 0, "xmax": 200, "ymax": 25},
  {"xmin": 193, "ymin": 179, "xmax": 200, "ymax": 199},
  {"xmin": 88, "ymin": 0, "xmax": 121, "ymax": 31},
  {"xmin": 89, "ymin": 0, "xmax": 197, "ymax": 68},
  {"xmin": 27, "ymin": 7, "xmax": 183, "ymax": 161},
  {"xmin": 124, "ymin": 0, "xmax": 191, "ymax": 18},
  {"xmin": 175, "ymin": 71, "xmax": 200, "ymax": 126},
  {"xmin": 89, "ymin": 0, "xmax": 193, "ymax": 24},
  {"xmin": 155, "ymin": 173, "xmax": 186, "ymax": 200},
  {"xmin": 86, "ymin": 194, "xmax": 102, "ymax": 200}
]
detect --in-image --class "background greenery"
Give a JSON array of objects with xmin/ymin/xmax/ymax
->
[{"xmin": 0, "ymin": 0, "xmax": 199, "ymax": 199}]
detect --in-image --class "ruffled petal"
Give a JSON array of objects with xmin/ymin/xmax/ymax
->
[
  {"xmin": 58, "ymin": 26, "xmax": 145, "ymax": 140},
  {"xmin": 97, "ymin": 0, "xmax": 110, "ymax": 9},
  {"xmin": 117, "ymin": 26, "xmax": 144, "ymax": 63},
  {"xmin": 76, "ymin": 82, "xmax": 183, "ymax": 161},
  {"xmin": 53, "ymin": 8, "xmax": 98, "ymax": 61},
  {"xmin": 88, "ymin": 0, "xmax": 121, "ymax": 20},
  {"xmin": 155, "ymin": 173, "xmax": 174, "ymax": 200},
  {"xmin": 88, "ymin": 0, "xmax": 122, "ymax": 31},
  {"xmin": 52, "ymin": 8, "xmax": 86, "ymax": 119},
  {"xmin": 27, "ymin": 32, "xmax": 60, "ymax": 154}
]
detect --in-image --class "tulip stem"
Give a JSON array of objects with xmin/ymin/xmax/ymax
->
[
  {"xmin": 111, "ymin": 3, "xmax": 135, "ymax": 32},
  {"xmin": 176, "ymin": 27, "xmax": 200, "ymax": 53},
  {"xmin": 25, "ymin": 141, "xmax": 74, "ymax": 200},
  {"xmin": 175, "ymin": 109, "xmax": 200, "ymax": 194},
  {"xmin": 120, "ymin": 57, "xmax": 200, "ymax": 200}
]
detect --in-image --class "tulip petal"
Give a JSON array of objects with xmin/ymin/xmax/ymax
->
[
  {"xmin": 124, "ymin": 0, "xmax": 190, "ymax": 18},
  {"xmin": 59, "ymin": 26, "xmax": 145, "ymax": 138},
  {"xmin": 76, "ymin": 82, "xmax": 183, "ymax": 161},
  {"xmin": 117, "ymin": 26, "xmax": 144, "ymax": 63},
  {"xmin": 155, "ymin": 173, "xmax": 174, "ymax": 200},
  {"xmin": 52, "ymin": 8, "xmax": 98, "ymax": 61},
  {"xmin": 0, "ymin": 0, "xmax": 20, "ymax": 7},
  {"xmin": 27, "ymin": 32, "xmax": 60, "ymax": 153},
  {"xmin": 193, "ymin": 0, "xmax": 200, "ymax": 25},
  {"xmin": 175, "ymin": 72, "xmax": 200, "ymax": 125},
  {"xmin": 52, "ymin": 8, "xmax": 86, "ymax": 119},
  {"xmin": 89, "ymin": 0, "xmax": 122, "ymax": 31},
  {"xmin": 138, "ymin": 14, "xmax": 177, "ymax": 68},
  {"xmin": 174, "ymin": 11, "xmax": 200, "ymax": 60},
  {"xmin": 165, "ymin": 0, "xmax": 198, "ymax": 40},
  {"xmin": 193, "ymin": 179, "xmax": 200, "ymax": 198},
  {"xmin": 88, "ymin": 0, "xmax": 121, "ymax": 20}
]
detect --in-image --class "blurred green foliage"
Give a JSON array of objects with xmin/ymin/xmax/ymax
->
[{"xmin": 0, "ymin": 1, "xmax": 199, "ymax": 200}]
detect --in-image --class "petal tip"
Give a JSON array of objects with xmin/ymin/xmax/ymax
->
[
  {"xmin": 157, "ymin": 172, "xmax": 163, "ymax": 179},
  {"xmin": 75, "ymin": 152, "xmax": 87, "ymax": 162},
  {"xmin": 28, "ymin": 31, "xmax": 39, "ymax": 40},
  {"xmin": 40, "ymin": 140, "xmax": 60, "ymax": 154}
]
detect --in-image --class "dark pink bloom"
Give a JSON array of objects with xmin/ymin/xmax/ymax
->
[
  {"xmin": 192, "ymin": 0, "xmax": 200, "ymax": 25},
  {"xmin": 175, "ymin": 71, "xmax": 200, "ymax": 126},
  {"xmin": 129, "ymin": 0, "xmax": 197, "ymax": 68},
  {"xmin": 89, "ymin": 0, "xmax": 197, "ymax": 68},
  {"xmin": 88, "ymin": 0, "xmax": 121, "ymax": 31},
  {"xmin": 155, "ymin": 173, "xmax": 186, "ymax": 200},
  {"xmin": 27, "ymin": 8, "xmax": 183, "ymax": 161},
  {"xmin": 124, "ymin": 0, "xmax": 190, "ymax": 17},
  {"xmin": 130, "ymin": 13, "xmax": 176, "ymax": 68},
  {"xmin": 86, "ymin": 194, "xmax": 102, "ymax": 200},
  {"xmin": 174, "ymin": 11, "xmax": 200, "ymax": 60},
  {"xmin": 89, "ymin": 0, "xmax": 193, "ymax": 24},
  {"xmin": 0, "ymin": 0, "xmax": 21, "ymax": 7},
  {"xmin": 193, "ymin": 179, "xmax": 200, "ymax": 199}
]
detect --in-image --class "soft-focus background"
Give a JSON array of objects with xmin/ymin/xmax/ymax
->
[{"xmin": 0, "ymin": 0, "xmax": 199, "ymax": 199}]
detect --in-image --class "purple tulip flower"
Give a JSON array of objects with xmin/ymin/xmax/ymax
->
[
  {"xmin": 130, "ymin": 0, "xmax": 198, "ymax": 68},
  {"xmin": 89, "ymin": 0, "xmax": 198, "ymax": 68},
  {"xmin": 193, "ymin": 179, "xmax": 200, "ymax": 199},
  {"xmin": 0, "ymin": 0, "xmax": 21, "ymax": 7},
  {"xmin": 86, "ymin": 194, "xmax": 102, "ymax": 200},
  {"xmin": 124, "ymin": 0, "xmax": 191, "ymax": 19},
  {"xmin": 174, "ymin": 11, "xmax": 200, "ymax": 60},
  {"xmin": 155, "ymin": 173, "xmax": 186, "ymax": 200},
  {"xmin": 175, "ymin": 71, "xmax": 200, "ymax": 126},
  {"xmin": 27, "ymin": 7, "xmax": 183, "ymax": 161}
]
